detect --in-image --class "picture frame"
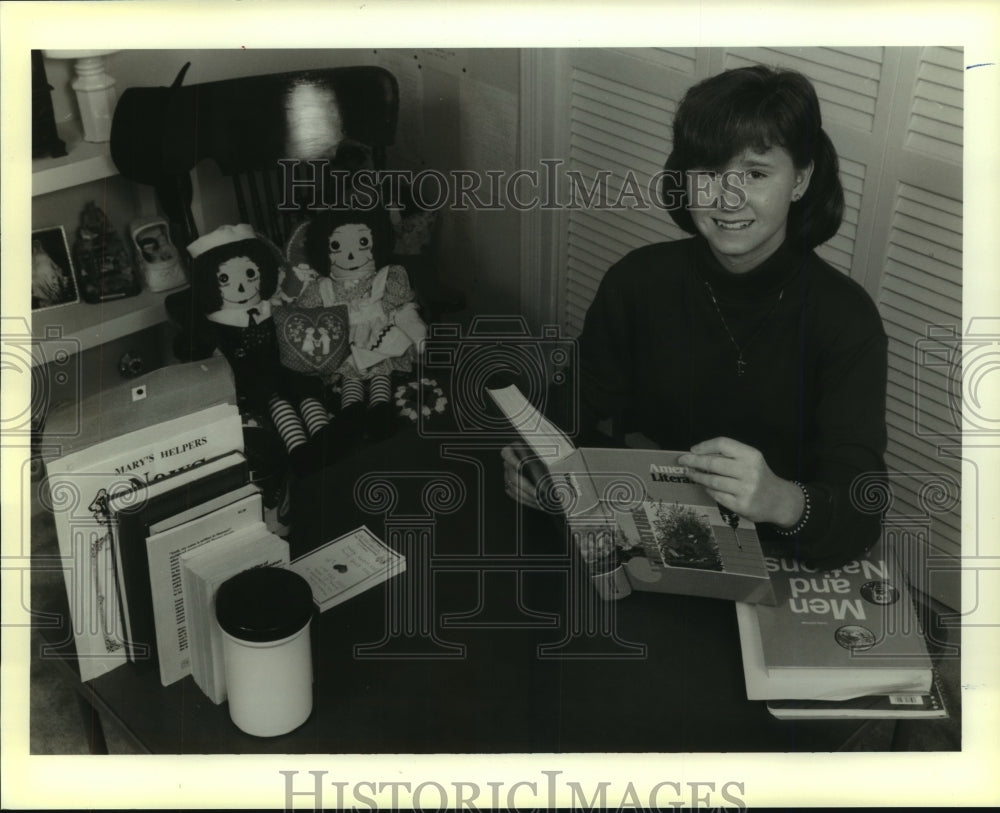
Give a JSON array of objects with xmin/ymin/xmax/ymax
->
[{"xmin": 31, "ymin": 225, "xmax": 80, "ymax": 311}]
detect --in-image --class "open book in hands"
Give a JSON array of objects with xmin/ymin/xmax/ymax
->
[{"xmin": 488, "ymin": 384, "xmax": 776, "ymax": 605}]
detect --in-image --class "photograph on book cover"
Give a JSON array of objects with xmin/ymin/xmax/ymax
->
[{"xmin": 2, "ymin": 2, "xmax": 998, "ymax": 811}]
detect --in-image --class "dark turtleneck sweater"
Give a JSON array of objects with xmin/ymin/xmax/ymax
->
[{"xmin": 576, "ymin": 235, "xmax": 888, "ymax": 568}]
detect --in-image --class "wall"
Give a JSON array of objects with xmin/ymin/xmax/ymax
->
[{"xmin": 41, "ymin": 48, "xmax": 523, "ymax": 317}]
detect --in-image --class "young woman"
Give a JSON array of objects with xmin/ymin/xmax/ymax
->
[{"xmin": 504, "ymin": 65, "xmax": 888, "ymax": 569}]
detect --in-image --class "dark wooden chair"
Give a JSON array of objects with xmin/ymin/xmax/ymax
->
[
  {"xmin": 111, "ymin": 64, "xmax": 398, "ymax": 247},
  {"xmin": 110, "ymin": 62, "xmax": 461, "ymax": 360}
]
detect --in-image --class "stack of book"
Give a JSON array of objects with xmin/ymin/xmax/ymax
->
[
  {"xmin": 41, "ymin": 365, "xmax": 408, "ymax": 708},
  {"xmin": 42, "ymin": 357, "xmax": 244, "ymax": 682},
  {"xmin": 106, "ymin": 440, "xmax": 248, "ymax": 679},
  {"xmin": 735, "ymin": 541, "xmax": 946, "ymax": 720},
  {"xmin": 179, "ymin": 517, "xmax": 289, "ymax": 704}
]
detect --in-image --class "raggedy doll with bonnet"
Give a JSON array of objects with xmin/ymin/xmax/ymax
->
[
  {"xmin": 292, "ymin": 207, "xmax": 427, "ymax": 439},
  {"xmin": 188, "ymin": 224, "xmax": 345, "ymax": 471}
]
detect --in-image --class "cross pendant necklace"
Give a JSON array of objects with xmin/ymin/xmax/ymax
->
[{"xmin": 702, "ymin": 281, "xmax": 784, "ymax": 377}]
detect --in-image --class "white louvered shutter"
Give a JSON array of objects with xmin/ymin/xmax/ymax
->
[
  {"xmin": 872, "ymin": 47, "xmax": 963, "ymax": 604},
  {"xmin": 559, "ymin": 50, "xmax": 692, "ymax": 335}
]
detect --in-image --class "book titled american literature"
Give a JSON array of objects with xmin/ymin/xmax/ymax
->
[
  {"xmin": 735, "ymin": 540, "xmax": 933, "ymax": 702},
  {"xmin": 289, "ymin": 526, "xmax": 406, "ymax": 612},
  {"xmin": 487, "ymin": 384, "xmax": 775, "ymax": 605}
]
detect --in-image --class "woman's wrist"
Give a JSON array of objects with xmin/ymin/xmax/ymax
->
[{"xmin": 773, "ymin": 480, "xmax": 810, "ymax": 535}]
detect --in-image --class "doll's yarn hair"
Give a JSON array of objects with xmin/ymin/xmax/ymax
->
[
  {"xmin": 190, "ymin": 237, "xmax": 280, "ymax": 315},
  {"xmin": 662, "ymin": 65, "xmax": 845, "ymax": 250},
  {"xmin": 303, "ymin": 206, "xmax": 393, "ymax": 277}
]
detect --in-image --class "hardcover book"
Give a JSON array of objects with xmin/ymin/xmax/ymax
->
[
  {"xmin": 488, "ymin": 384, "xmax": 775, "ymax": 605},
  {"xmin": 766, "ymin": 670, "xmax": 948, "ymax": 719},
  {"xmin": 735, "ymin": 540, "xmax": 934, "ymax": 701},
  {"xmin": 107, "ymin": 446, "xmax": 248, "ymax": 677}
]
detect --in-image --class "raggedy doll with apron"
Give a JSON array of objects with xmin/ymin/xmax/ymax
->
[{"xmin": 289, "ymin": 207, "xmax": 427, "ymax": 439}]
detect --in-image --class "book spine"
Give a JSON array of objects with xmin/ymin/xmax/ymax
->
[{"xmin": 113, "ymin": 462, "xmax": 248, "ymax": 674}]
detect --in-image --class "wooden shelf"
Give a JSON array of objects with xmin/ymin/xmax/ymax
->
[
  {"xmin": 31, "ymin": 286, "xmax": 182, "ymax": 363},
  {"xmin": 31, "ymin": 117, "xmax": 178, "ymax": 366},
  {"xmin": 32, "ymin": 119, "xmax": 118, "ymax": 197}
]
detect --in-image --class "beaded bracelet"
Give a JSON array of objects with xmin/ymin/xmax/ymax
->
[{"xmin": 775, "ymin": 480, "xmax": 811, "ymax": 537}]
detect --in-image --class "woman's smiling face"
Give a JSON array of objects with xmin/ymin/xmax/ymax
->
[{"xmin": 689, "ymin": 144, "xmax": 813, "ymax": 274}]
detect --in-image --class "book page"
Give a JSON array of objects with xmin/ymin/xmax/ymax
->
[
  {"xmin": 486, "ymin": 384, "xmax": 575, "ymax": 464},
  {"xmin": 146, "ymin": 502, "xmax": 265, "ymax": 687}
]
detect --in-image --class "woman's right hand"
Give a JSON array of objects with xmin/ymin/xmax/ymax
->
[{"xmin": 500, "ymin": 444, "xmax": 542, "ymax": 509}]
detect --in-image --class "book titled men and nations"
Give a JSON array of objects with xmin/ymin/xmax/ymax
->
[
  {"xmin": 489, "ymin": 384, "xmax": 945, "ymax": 720},
  {"xmin": 41, "ymin": 357, "xmax": 404, "ymax": 704}
]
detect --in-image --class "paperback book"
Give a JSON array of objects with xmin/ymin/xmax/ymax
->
[
  {"xmin": 289, "ymin": 526, "xmax": 406, "ymax": 612},
  {"xmin": 180, "ymin": 524, "xmax": 290, "ymax": 704},
  {"xmin": 735, "ymin": 540, "xmax": 933, "ymax": 701},
  {"xmin": 141, "ymin": 482, "xmax": 261, "ymax": 686},
  {"xmin": 488, "ymin": 384, "xmax": 775, "ymax": 605}
]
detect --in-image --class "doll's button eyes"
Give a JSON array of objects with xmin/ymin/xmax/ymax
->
[
  {"xmin": 245, "ymin": 267, "xmax": 257, "ymax": 279},
  {"xmin": 359, "ymin": 237, "xmax": 370, "ymax": 247},
  {"xmin": 217, "ymin": 272, "xmax": 229, "ymax": 284},
  {"xmin": 329, "ymin": 241, "xmax": 341, "ymax": 251}
]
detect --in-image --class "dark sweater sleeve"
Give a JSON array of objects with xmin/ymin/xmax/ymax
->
[{"xmin": 769, "ymin": 294, "xmax": 889, "ymax": 568}]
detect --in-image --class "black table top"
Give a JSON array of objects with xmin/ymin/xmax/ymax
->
[{"xmin": 65, "ymin": 428, "xmax": 881, "ymax": 754}]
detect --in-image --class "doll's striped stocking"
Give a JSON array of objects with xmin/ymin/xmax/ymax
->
[
  {"xmin": 341, "ymin": 377, "xmax": 365, "ymax": 409},
  {"xmin": 369, "ymin": 373, "xmax": 391, "ymax": 405},
  {"xmin": 299, "ymin": 397, "xmax": 330, "ymax": 437},
  {"xmin": 268, "ymin": 395, "xmax": 307, "ymax": 454}
]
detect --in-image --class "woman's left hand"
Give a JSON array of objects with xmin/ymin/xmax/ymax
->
[{"xmin": 678, "ymin": 437, "xmax": 804, "ymax": 527}]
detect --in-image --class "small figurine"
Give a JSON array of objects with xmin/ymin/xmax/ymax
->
[
  {"xmin": 72, "ymin": 201, "xmax": 140, "ymax": 303},
  {"xmin": 130, "ymin": 217, "xmax": 186, "ymax": 292},
  {"xmin": 187, "ymin": 224, "xmax": 344, "ymax": 472},
  {"xmin": 293, "ymin": 207, "xmax": 427, "ymax": 440}
]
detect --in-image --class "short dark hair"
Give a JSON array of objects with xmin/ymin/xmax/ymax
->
[
  {"xmin": 190, "ymin": 237, "xmax": 280, "ymax": 314},
  {"xmin": 662, "ymin": 65, "xmax": 844, "ymax": 249},
  {"xmin": 304, "ymin": 207, "xmax": 392, "ymax": 276}
]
